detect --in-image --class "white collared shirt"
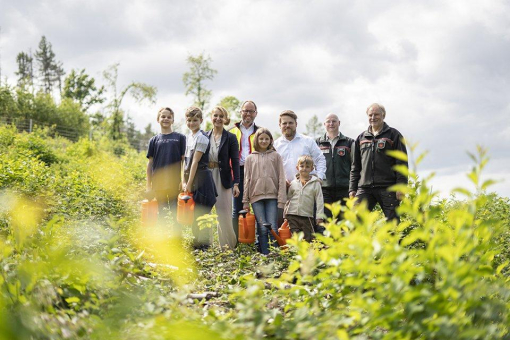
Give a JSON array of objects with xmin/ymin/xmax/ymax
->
[
  {"xmin": 274, "ymin": 132, "xmax": 326, "ymax": 182},
  {"xmin": 239, "ymin": 123, "xmax": 255, "ymax": 166}
]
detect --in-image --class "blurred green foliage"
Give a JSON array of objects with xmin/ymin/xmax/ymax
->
[{"xmin": 0, "ymin": 127, "xmax": 508, "ymax": 339}]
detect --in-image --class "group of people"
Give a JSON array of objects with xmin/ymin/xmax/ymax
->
[{"xmin": 146, "ymin": 101, "xmax": 408, "ymax": 254}]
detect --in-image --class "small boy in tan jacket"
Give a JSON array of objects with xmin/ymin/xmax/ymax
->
[{"xmin": 284, "ymin": 155, "xmax": 324, "ymax": 242}]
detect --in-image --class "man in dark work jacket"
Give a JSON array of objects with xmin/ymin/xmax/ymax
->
[
  {"xmin": 316, "ymin": 113, "xmax": 354, "ymax": 221},
  {"xmin": 349, "ymin": 103, "xmax": 408, "ymax": 222}
]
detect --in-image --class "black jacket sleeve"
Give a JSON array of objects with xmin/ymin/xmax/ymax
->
[
  {"xmin": 229, "ymin": 132, "xmax": 240, "ymax": 185},
  {"xmin": 349, "ymin": 135, "xmax": 362, "ymax": 193}
]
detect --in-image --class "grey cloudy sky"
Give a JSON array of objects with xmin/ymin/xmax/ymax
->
[{"xmin": 1, "ymin": 0, "xmax": 509, "ymax": 197}]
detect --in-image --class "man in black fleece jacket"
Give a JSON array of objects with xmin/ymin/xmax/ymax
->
[{"xmin": 349, "ymin": 103, "xmax": 408, "ymax": 222}]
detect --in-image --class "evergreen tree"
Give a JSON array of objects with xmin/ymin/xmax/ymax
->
[
  {"xmin": 34, "ymin": 36, "xmax": 64, "ymax": 94},
  {"xmin": 15, "ymin": 52, "xmax": 34, "ymax": 88},
  {"xmin": 125, "ymin": 115, "xmax": 142, "ymax": 150},
  {"xmin": 34, "ymin": 36, "xmax": 55, "ymax": 93},
  {"xmin": 182, "ymin": 53, "xmax": 217, "ymax": 111},
  {"xmin": 53, "ymin": 60, "xmax": 65, "ymax": 93}
]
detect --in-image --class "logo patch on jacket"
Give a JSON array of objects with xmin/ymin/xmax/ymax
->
[
  {"xmin": 377, "ymin": 139, "xmax": 386, "ymax": 150},
  {"xmin": 336, "ymin": 147, "xmax": 346, "ymax": 156}
]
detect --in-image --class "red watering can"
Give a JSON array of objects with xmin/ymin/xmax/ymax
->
[
  {"xmin": 263, "ymin": 219, "xmax": 292, "ymax": 247},
  {"xmin": 238, "ymin": 209, "xmax": 256, "ymax": 244},
  {"xmin": 141, "ymin": 199, "xmax": 158, "ymax": 227},
  {"xmin": 177, "ymin": 192, "xmax": 195, "ymax": 225}
]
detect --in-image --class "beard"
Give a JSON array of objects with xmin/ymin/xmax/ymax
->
[{"xmin": 283, "ymin": 128, "xmax": 296, "ymax": 138}]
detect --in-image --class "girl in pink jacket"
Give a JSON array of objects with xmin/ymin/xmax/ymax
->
[{"xmin": 243, "ymin": 128, "xmax": 287, "ymax": 254}]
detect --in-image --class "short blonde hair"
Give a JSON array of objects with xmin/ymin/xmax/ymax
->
[
  {"xmin": 297, "ymin": 155, "xmax": 314, "ymax": 168},
  {"xmin": 157, "ymin": 107, "xmax": 174, "ymax": 121},
  {"xmin": 211, "ymin": 106, "xmax": 231, "ymax": 125},
  {"xmin": 185, "ymin": 106, "xmax": 203, "ymax": 119},
  {"xmin": 252, "ymin": 128, "xmax": 275, "ymax": 152}
]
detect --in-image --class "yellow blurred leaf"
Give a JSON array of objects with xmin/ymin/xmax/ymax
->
[{"xmin": 386, "ymin": 150, "xmax": 408, "ymax": 162}]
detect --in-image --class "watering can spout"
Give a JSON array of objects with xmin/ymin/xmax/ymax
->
[{"xmin": 263, "ymin": 223, "xmax": 286, "ymax": 247}]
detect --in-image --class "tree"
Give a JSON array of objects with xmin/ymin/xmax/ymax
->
[
  {"xmin": 0, "ymin": 84, "xmax": 22, "ymax": 119},
  {"xmin": 89, "ymin": 111, "xmax": 107, "ymax": 136},
  {"xmin": 125, "ymin": 115, "xmax": 142, "ymax": 151},
  {"xmin": 62, "ymin": 69, "xmax": 105, "ymax": 112},
  {"xmin": 305, "ymin": 114, "xmax": 322, "ymax": 138},
  {"xmin": 139, "ymin": 123, "xmax": 156, "ymax": 149},
  {"xmin": 15, "ymin": 52, "xmax": 34, "ymax": 88},
  {"xmin": 217, "ymin": 95, "xmax": 241, "ymax": 126},
  {"xmin": 103, "ymin": 63, "xmax": 157, "ymax": 140},
  {"xmin": 182, "ymin": 53, "xmax": 217, "ymax": 111},
  {"xmin": 34, "ymin": 36, "xmax": 64, "ymax": 94},
  {"xmin": 56, "ymin": 98, "xmax": 90, "ymax": 139},
  {"xmin": 53, "ymin": 60, "xmax": 65, "ymax": 93}
]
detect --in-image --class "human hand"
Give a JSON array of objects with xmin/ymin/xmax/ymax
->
[
  {"xmin": 316, "ymin": 219, "xmax": 323, "ymax": 225},
  {"xmin": 145, "ymin": 189, "xmax": 155, "ymax": 200},
  {"xmin": 349, "ymin": 191, "xmax": 356, "ymax": 199},
  {"xmin": 396, "ymin": 191, "xmax": 404, "ymax": 201},
  {"xmin": 182, "ymin": 182, "xmax": 187, "ymax": 193},
  {"xmin": 233, "ymin": 185, "xmax": 240, "ymax": 197},
  {"xmin": 243, "ymin": 204, "xmax": 250, "ymax": 211}
]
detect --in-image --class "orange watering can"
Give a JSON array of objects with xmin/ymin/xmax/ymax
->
[
  {"xmin": 263, "ymin": 219, "xmax": 292, "ymax": 247},
  {"xmin": 238, "ymin": 209, "xmax": 256, "ymax": 244},
  {"xmin": 177, "ymin": 192, "xmax": 195, "ymax": 225},
  {"xmin": 141, "ymin": 199, "xmax": 158, "ymax": 227}
]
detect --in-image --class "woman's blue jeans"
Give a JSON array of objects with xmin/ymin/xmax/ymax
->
[{"xmin": 251, "ymin": 199, "xmax": 278, "ymax": 254}]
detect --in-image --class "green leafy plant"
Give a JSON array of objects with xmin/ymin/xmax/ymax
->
[
  {"xmin": 214, "ymin": 146, "xmax": 510, "ymax": 339},
  {"xmin": 1, "ymin": 125, "xmax": 509, "ymax": 339}
]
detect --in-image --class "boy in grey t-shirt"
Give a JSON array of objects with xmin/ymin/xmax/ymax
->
[{"xmin": 182, "ymin": 107, "xmax": 217, "ymax": 250}]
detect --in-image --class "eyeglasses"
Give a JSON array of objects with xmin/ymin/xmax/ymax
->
[{"xmin": 241, "ymin": 110, "xmax": 256, "ymax": 114}]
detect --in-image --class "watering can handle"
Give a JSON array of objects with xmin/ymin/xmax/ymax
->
[
  {"xmin": 238, "ymin": 209, "xmax": 249, "ymax": 239},
  {"xmin": 181, "ymin": 192, "xmax": 192, "ymax": 203}
]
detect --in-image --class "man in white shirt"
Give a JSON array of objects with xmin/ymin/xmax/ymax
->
[
  {"xmin": 274, "ymin": 110, "xmax": 326, "ymax": 184},
  {"xmin": 274, "ymin": 110, "xmax": 326, "ymax": 230}
]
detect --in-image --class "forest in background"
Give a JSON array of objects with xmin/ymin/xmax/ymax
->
[{"xmin": 1, "ymin": 36, "xmax": 327, "ymax": 153}]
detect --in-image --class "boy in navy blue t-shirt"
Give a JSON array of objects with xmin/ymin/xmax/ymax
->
[{"xmin": 146, "ymin": 107, "xmax": 186, "ymax": 218}]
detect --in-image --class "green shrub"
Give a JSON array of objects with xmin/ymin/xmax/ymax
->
[
  {"xmin": 16, "ymin": 131, "xmax": 60, "ymax": 166},
  {"xmin": 215, "ymin": 147, "xmax": 510, "ymax": 340},
  {"xmin": 1, "ymin": 127, "xmax": 509, "ymax": 339}
]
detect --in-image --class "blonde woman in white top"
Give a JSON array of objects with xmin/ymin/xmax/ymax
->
[{"xmin": 206, "ymin": 106, "xmax": 240, "ymax": 250}]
